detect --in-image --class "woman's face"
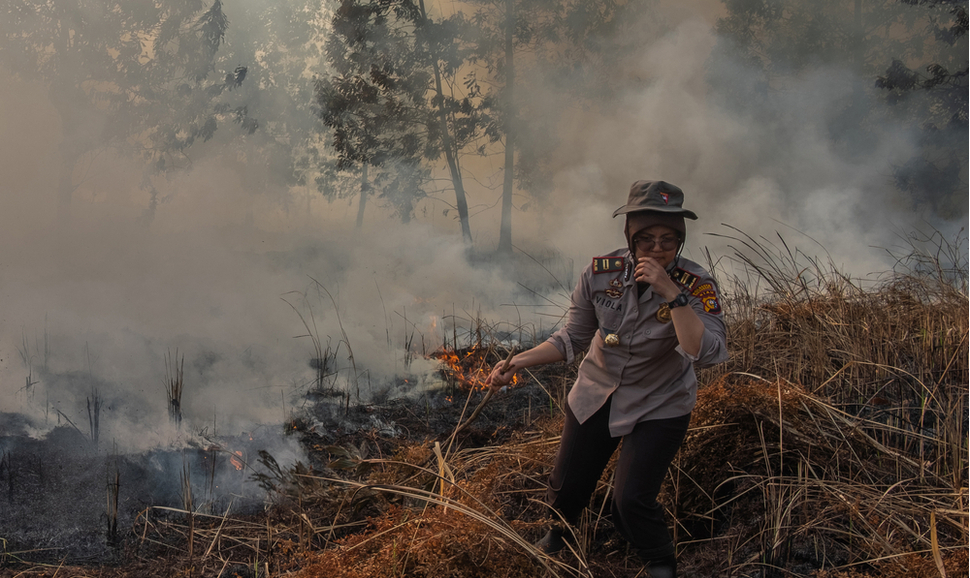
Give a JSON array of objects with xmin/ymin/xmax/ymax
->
[{"xmin": 630, "ymin": 224, "xmax": 680, "ymax": 269}]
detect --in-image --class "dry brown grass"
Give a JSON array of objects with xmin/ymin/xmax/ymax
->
[
  {"xmin": 675, "ymin": 377, "xmax": 967, "ymax": 577},
  {"xmin": 282, "ymin": 418, "xmax": 577, "ymax": 578},
  {"xmin": 3, "ymin": 233, "xmax": 965, "ymax": 578},
  {"xmin": 677, "ymin": 230, "xmax": 968, "ymax": 577}
]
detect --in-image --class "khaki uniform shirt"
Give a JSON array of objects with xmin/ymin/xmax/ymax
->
[{"xmin": 547, "ymin": 249, "xmax": 728, "ymax": 437}]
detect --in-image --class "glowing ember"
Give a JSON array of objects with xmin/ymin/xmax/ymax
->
[{"xmin": 230, "ymin": 451, "xmax": 245, "ymax": 471}]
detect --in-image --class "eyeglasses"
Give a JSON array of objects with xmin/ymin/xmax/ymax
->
[{"xmin": 633, "ymin": 235, "xmax": 680, "ymax": 251}]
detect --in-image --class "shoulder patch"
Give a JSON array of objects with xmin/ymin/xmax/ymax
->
[
  {"xmin": 669, "ymin": 267, "xmax": 700, "ymax": 291},
  {"xmin": 691, "ymin": 282, "xmax": 722, "ymax": 314},
  {"xmin": 592, "ymin": 256, "xmax": 625, "ymax": 274}
]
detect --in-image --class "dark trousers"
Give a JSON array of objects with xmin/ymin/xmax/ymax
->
[{"xmin": 546, "ymin": 398, "xmax": 691, "ymax": 560}]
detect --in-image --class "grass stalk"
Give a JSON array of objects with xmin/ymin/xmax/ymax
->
[
  {"xmin": 87, "ymin": 388, "xmax": 102, "ymax": 448},
  {"xmin": 106, "ymin": 464, "xmax": 120, "ymax": 546},
  {"xmin": 181, "ymin": 456, "xmax": 194, "ymax": 558},
  {"xmin": 165, "ymin": 349, "xmax": 184, "ymax": 427}
]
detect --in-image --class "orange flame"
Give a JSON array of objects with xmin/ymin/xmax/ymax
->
[
  {"xmin": 230, "ymin": 451, "xmax": 244, "ymax": 471},
  {"xmin": 431, "ymin": 346, "xmax": 519, "ymax": 392}
]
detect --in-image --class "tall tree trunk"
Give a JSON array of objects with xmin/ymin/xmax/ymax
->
[
  {"xmin": 497, "ymin": 0, "xmax": 515, "ymax": 255},
  {"xmin": 356, "ymin": 164, "xmax": 369, "ymax": 229},
  {"xmin": 417, "ymin": 0, "xmax": 472, "ymax": 245},
  {"xmin": 434, "ymin": 71, "xmax": 473, "ymax": 244}
]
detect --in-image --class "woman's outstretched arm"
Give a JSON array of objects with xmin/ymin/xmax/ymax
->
[{"xmin": 485, "ymin": 342, "xmax": 565, "ymax": 389}]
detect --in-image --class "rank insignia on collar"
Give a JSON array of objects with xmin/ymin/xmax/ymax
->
[
  {"xmin": 593, "ymin": 257, "xmax": 625, "ymax": 274},
  {"xmin": 669, "ymin": 267, "xmax": 700, "ymax": 291}
]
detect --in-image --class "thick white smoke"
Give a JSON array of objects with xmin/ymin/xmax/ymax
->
[{"xmin": 0, "ymin": 2, "xmax": 965, "ymax": 451}]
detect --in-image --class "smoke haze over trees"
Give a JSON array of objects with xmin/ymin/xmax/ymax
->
[
  {"xmin": 0, "ymin": 0, "xmax": 966, "ymax": 438},
  {"xmin": 1, "ymin": 0, "xmax": 964, "ymax": 241},
  {"xmin": 0, "ymin": 0, "xmax": 259, "ymax": 223},
  {"xmin": 711, "ymin": 0, "xmax": 967, "ymax": 219}
]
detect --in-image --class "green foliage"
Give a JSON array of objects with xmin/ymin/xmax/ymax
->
[
  {"xmin": 316, "ymin": 0, "xmax": 474, "ymax": 224},
  {"xmin": 715, "ymin": 0, "xmax": 928, "ymax": 75},
  {"xmin": 316, "ymin": 0, "xmax": 638, "ymax": 233}
]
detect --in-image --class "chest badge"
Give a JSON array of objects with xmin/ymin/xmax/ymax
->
[
  {"xmin": 604, "ymin": 333, "xmax": 620, "ymax": 347},
  {"xmin": 605, "ymin": 277, "xmax": 625, "ymax": 299},
  {"xmin": 656, "ymin": 302, "xmax": 672, "ymax": 323}
]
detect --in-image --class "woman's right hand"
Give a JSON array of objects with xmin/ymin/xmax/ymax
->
[{"xmin": 485, "ymin": 360, "xmax": 517, "ymax": 389}]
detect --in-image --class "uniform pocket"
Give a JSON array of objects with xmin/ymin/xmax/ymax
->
[{"xmin": 631, "ymin": 321, "xmax": 677, "ymax": 357}]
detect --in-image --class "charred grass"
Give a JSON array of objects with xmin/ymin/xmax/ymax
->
[{"xmin": 2, "ymin": 236, "xmax": 967, "ymax": 578}]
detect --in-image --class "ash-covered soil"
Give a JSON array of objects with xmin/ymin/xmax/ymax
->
[
  {"xmin": 0, "ymin": 361, "xmax": 566, "ymax": 568},
  {"xmin": 0, "ymin": 423, "xmax": 274, "ymax": 564}
]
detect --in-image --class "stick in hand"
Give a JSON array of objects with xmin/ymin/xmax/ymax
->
[{"xmin": 447, "ymin": 347, "xmax": 514, "ymax": 445}]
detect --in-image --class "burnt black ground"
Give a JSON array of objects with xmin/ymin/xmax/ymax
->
[
  {"xmin": 1, "ymin": 421, "xmax": 283, "ymax": 564},
  {"xmin": 0, "ymin": 369, "xmax": 562, "ymax": 567}
]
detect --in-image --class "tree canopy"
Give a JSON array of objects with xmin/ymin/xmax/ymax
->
[
  {"xmin": 315, "ymin": 0, "xmax": 644, "ymax": 246},
  {"xmin": 1, "ymin": 0, "xmax": 963, "ymax": 239},
  {"xmin": 316, "ymin": 0, "xmax": 481, "ymax": 238},
  {"xmin": 0, "ymin": 0, "xmax": 256, "ymax": 221},
  {"xmin": 711, "ymin": 0, "xmax": 968, "ymax": 217}
]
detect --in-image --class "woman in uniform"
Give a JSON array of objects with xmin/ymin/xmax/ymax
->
[{"xmin": 486, "ymin": 180, "xmax": 728, "ymax": 578}]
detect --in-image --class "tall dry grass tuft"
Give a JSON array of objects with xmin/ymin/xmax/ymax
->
[
  {"xmin": 708, "ymin": 229, "xmax": 966, "ymax": 406},
  {"xmin": 285, "ymin": 421, "xmax": 580, "ymax": 578},
  {"xmin": 706, "ymin": 230, "xmax": 966, "ymax": 474},
  {"xmin": 680, "ymin": 229, "xmax": 968, "ymax": 576},
  {"xmin": 677, "ymin": 377, "xmax": 967, "ymax": 575}
]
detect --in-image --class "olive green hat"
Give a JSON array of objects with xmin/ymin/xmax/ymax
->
[{"xmin": 612, "ymin": 180, "xmax": 698, "ymax": 220}]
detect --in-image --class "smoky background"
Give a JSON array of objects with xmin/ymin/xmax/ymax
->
[{"xmin": 0, "ymin": 0, "xmax": 965, "ymax": 451}]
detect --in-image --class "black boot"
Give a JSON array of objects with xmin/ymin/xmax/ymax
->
[
  {"xmin": 644, "ymin": 553, "xmax": 677, "ymax": 578},
  {"xmin": 535, "ymin": 526, "xmax": 568, "ymax": 555}
]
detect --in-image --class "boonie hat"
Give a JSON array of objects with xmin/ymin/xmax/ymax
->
[{"xmin": 612, "ymin": 180, "xmax": 698, "ymax": 220}]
